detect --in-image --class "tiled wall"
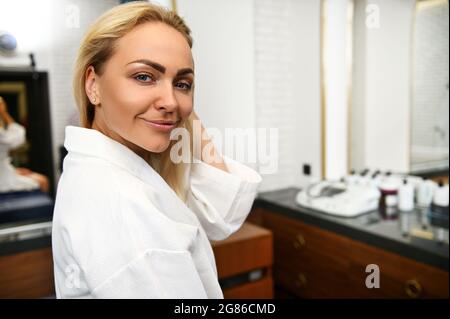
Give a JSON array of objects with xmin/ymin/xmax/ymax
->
[
  {"xmin": 255, "ymin": 0, "xmax": 296, "ymax": 191},
  {"xmin": 255, "ymin": 0, "xmax": 322, "ymax": 191}
]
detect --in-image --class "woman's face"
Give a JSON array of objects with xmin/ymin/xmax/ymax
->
[{"xmin": 86, "ymin": 22, "xmax": 194, "ymax": 154}]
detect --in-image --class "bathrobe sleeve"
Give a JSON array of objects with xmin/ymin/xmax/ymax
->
[
  {"xmin": 0, "ymin": 123, "xmax": 26, "ymax": 148},
  {"xmin": 185, "ymin": 156, "xmax": 262, "ymax": 241}
]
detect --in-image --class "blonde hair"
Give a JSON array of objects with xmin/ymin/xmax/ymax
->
[{"xmin": 73, "ymin": 1, "xmax": 194, "ymax": 201}]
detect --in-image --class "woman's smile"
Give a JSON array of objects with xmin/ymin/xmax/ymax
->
[{"xmin": 139, "ymin": 117, "xmax": 180, "ymax": 133}]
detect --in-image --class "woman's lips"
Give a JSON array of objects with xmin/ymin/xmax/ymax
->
[{"xmin": 140, "ymin": 118, "xmax": 179, "ymax": 132}]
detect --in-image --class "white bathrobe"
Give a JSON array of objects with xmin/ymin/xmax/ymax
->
[
  {"xmin": 0, "ymin": 123, "xmax": 39, "ymax": 193},
  {"xmin": 52, "ymin": 126, "xmax": 262, "ymax": 299}
]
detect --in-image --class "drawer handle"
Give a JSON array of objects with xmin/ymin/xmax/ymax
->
[
  {"xmin": 295, "ymin": 273, "xmax": 308, "ymax": 288},
  {"xmin": 293, "ymin": 234, "xmax": 306, "ymax": 249},
  {"xmin": 404, "ymin": 279, "xmax": 422, "ymax": 298}
]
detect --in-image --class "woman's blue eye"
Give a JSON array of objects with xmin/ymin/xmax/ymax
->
[
  {"xmin": 134, "ymin": 74, "xmax": 153, "ymax": 83},
  {"xmin": 175, "ymin": 82, "xmax": 192, "ymax": 91}
]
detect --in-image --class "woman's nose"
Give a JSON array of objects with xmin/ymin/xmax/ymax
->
[{"xmin": 155, "ymin": 81, "xmax": 178, "ymax": 113}]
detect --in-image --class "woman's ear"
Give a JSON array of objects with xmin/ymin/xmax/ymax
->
[{"xmin": 85, "ymin": 66, "xmax": 101, "ymax": 106}]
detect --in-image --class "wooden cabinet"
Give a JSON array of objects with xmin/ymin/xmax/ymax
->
[
  {"xmin": 249, "ymin": 208, "xmax": 449, "ymax": 299},
  {"xmin": 0, "ymin": 247, "xmax": 55, "ymax": 298},
  {"xmin": 211, "ymin": 222, "xmax": 274, "ymax": 298}
]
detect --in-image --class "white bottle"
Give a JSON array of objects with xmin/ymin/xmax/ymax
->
[
  {"xmin": 433, "ymin": 182, "xmax": 449, "ymax": 207},
  {"xmin": 417, "ymin": 178, "xmax": 437, "ymax": 208},
  {"xmin": 398, "ymin": 179, "xmax": 414, "ymax": 212}
]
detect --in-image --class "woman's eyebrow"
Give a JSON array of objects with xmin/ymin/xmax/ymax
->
[{"xmin": 126, "ymin": 59, "xmax": 194, "ymax": 76}]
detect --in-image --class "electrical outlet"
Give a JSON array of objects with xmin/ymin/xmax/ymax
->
[{"xmin": 303, "ymin": 164, "xmax": 311, "ymax": 176}]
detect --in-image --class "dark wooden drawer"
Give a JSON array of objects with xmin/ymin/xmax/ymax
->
[
  {"xmin": 0, "ymin": 247, "xmax": 55, "ymax": 298},
  {"xmin": 211, "ymin": 222, "xmax": 274, "ymax": 299},
  {"xmin": 211, "ymin": 223, "xmax": 273, "ymax": 279},
  {"xmin": 255, "ymin": 209, "xmax": 449, "ymax": 299}
]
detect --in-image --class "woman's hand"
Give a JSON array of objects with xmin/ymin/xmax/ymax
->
[
  {"xmin": 0, "ymin": 96, "xmax": 7, "ymax": 114},
  {"xmin": 191, "ymin": 112, "xmax": 229, "ymax": 173},
  {"xmin": 0, "ymin": 96, "xmax": 15, "ymax": 126}
]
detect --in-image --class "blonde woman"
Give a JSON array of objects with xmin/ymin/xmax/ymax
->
[{"xmin": 52, "ymin": 2, "xmax": 261, "ymax": 299}]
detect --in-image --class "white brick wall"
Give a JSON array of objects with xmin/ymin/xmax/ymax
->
[
  {"xmin": 255, "ymin": 0, "xmax": 295, "ymax": 191},
  {"xmin": 255, "ymin": 0, "xmax": 321, "ymax": 191}
]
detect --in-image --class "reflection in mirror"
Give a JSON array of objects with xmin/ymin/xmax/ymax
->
[
  {"xmin": 350, "ymin": 0, "xmax": 448, "ymax": 178},
  {"xmin": 410, "ymin": 0, "xmax": 449, "ymax": 174},
  {"xmin": 0, "ymin": 71, "xmax": 54, "ymax": 195},
  {"xmin": 0, "ymin": 82, "xmax": 30, "ymax": 167}
]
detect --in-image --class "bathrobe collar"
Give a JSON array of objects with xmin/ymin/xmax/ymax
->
[{"xmin": 64, "ymin": 126, "xmax": 161, "ymax": 184}]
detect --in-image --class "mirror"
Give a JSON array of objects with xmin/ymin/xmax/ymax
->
[
  {"xmin": 350, "ymin": 0, "xmax": 448, "ymax": 178},
  {"xmin": 0, "ymin": 71, "xmax": 55, "ymax": 195},
  {"xmin": 410, "ymin": 0, "xmax": 449, "ymax": 174},
  {"xmin": 0, "ymin": 81, "xmax": 30, "ymax": 167}
]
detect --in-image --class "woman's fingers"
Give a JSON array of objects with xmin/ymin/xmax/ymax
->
[{"xmin": 0, "ymin": 96, "xmax": 7, "ymax": 113}]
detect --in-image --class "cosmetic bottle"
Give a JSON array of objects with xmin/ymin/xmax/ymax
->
[
  {"xmin": 379, "ymin": 176, "xmax": 401, "ymax": 219},
  {"xmin": 417, "ymin": 178, "xmax": 436, "ymax": 208},
  {"xmin": 429, "ymin": 181, "xmax": 449, "ymax": 244},
  {"xmin": 398, "ymin": 179, "xmax": 415, "ymax": 212}
]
